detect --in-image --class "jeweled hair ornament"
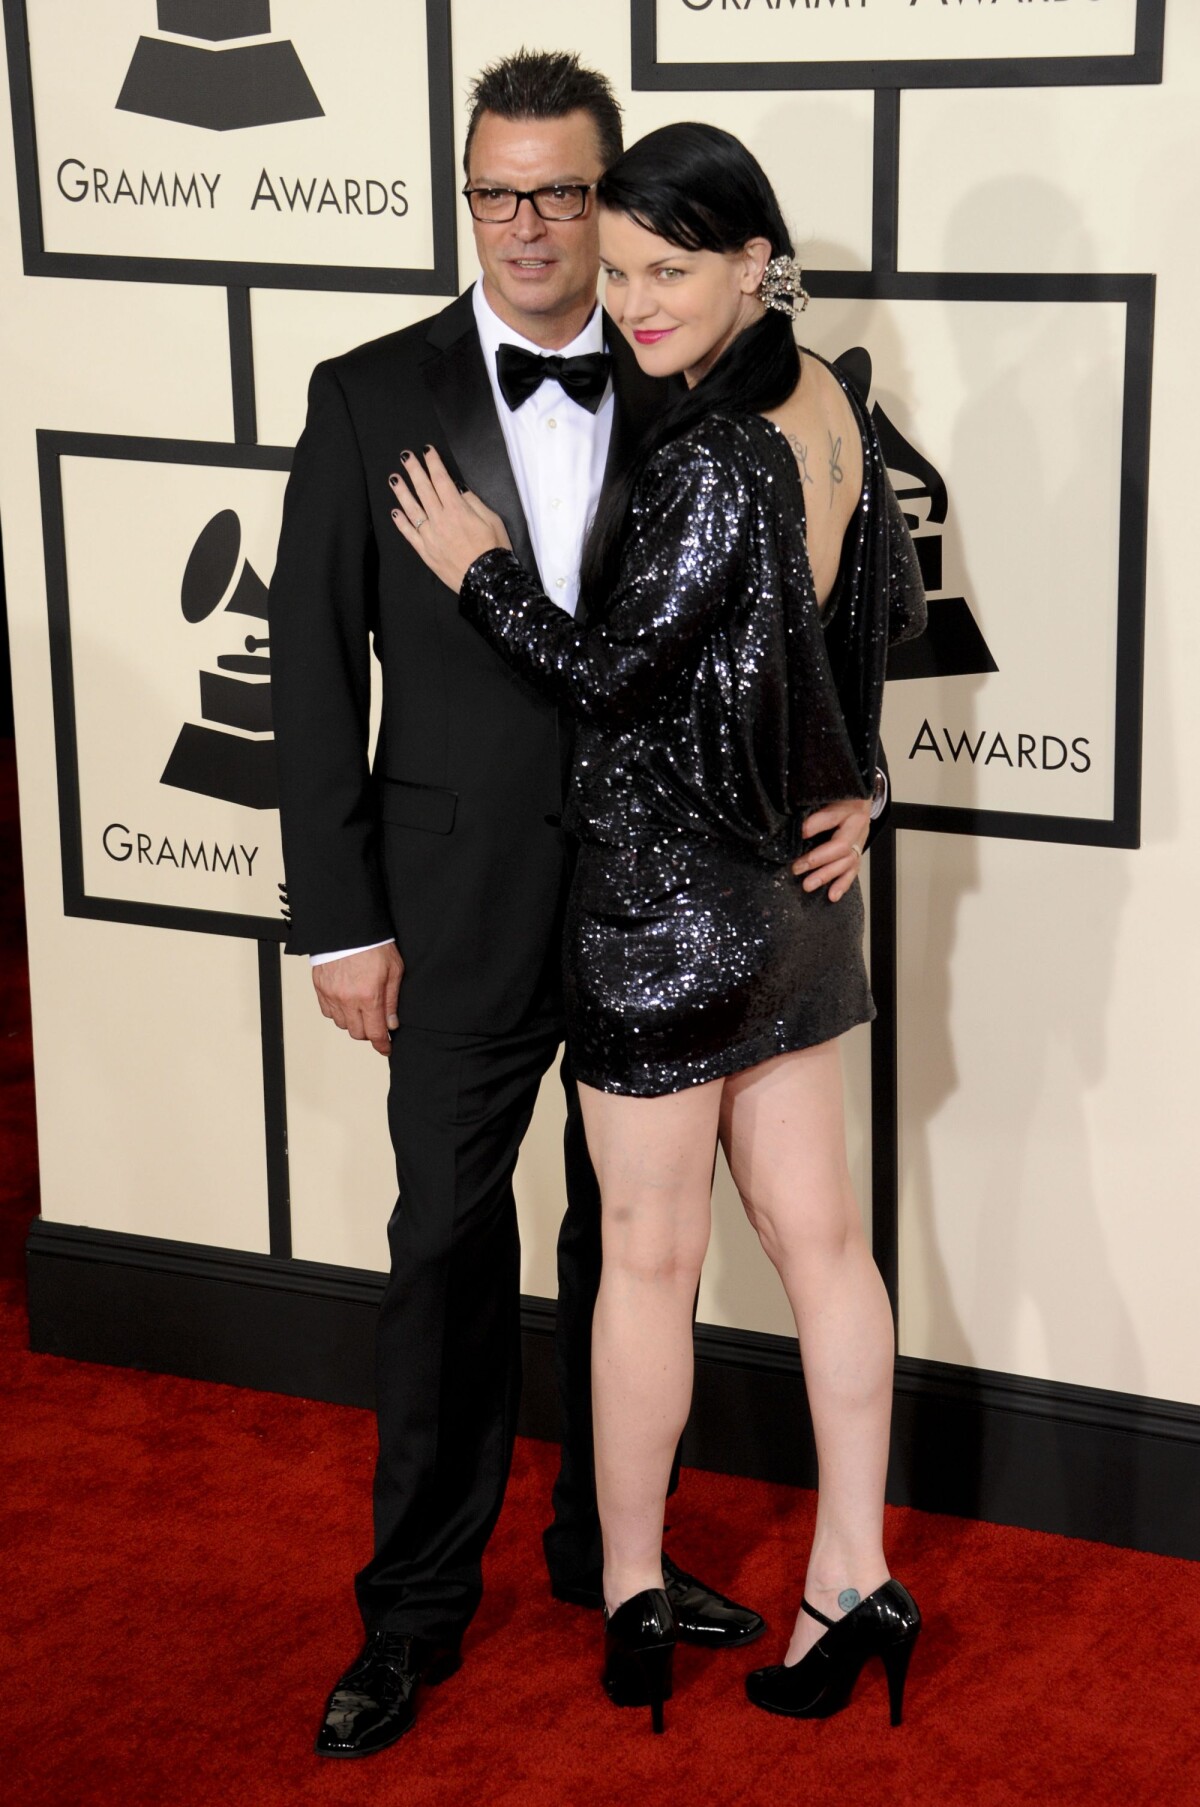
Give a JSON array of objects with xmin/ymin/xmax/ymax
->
[{"xmin": 759, "ymin": 253, "xmax": 809, "ymax": 320}]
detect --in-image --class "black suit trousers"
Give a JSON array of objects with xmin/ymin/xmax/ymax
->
[{"xmin": 354, "ymin": 1015, "xmax": 605, "ymax": 1641}]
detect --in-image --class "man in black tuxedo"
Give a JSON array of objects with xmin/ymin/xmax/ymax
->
[{"xmin": 270, "ymin": 52, "xmax": 829, "ymax": 1758}]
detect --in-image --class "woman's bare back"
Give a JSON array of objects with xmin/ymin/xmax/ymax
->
[{"xmin": 762, "ymin": 352, "xmax": 864, "ymax": 611}]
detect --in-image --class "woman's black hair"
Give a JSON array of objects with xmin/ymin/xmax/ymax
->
[{"xmin": 580, "ymin": 122, "xmax": 799, "ymax": 610}]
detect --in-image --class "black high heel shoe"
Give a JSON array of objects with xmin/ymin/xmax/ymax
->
[
  {"xmin": 603, "ymin": 1587, "xmax": 676, "ymax": 1734},
  {"xmin": 745, "ymin": 1579, "xmax": 921, "ymax": 1725}
]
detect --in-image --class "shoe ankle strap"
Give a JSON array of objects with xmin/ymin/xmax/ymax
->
[{"xmin": 801, "ymin": 1598, "xmax": 838, "ymax": 1631}]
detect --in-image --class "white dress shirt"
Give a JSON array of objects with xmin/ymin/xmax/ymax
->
[
  {"xmin": 471, "ymin": 277, "xmax": 613, "ymax": 618},
  {"xmin": 311, "ymin": 281, "xmax": 614, "ymax": 966}
]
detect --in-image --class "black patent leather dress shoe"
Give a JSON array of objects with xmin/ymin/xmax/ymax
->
[
  {"xmin": 552, "ymin": 1553, "xmax": 765, "ymax": 1648},
  {"xmin": 603, "ymin": 1588, "xmax": 676, "ymax": 1734},
  {"xmin": 746, "ymin": 1579, "xmax": 921, "ymax": 1726},
  {"xmin": 661, "ymin": 1553, "xmax": 766, "ymax": 1647},
  {"xmin": 315, "ymin": 1629, "xmax": 461, "ymax": 1758}
]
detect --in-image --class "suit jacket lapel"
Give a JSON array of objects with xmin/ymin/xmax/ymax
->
[
  {"xmin": 421, "ymin": 297, "xmax": 669, "ymax": 607},
  {"xmin": 422, "ymin": 293, "xmax": 539, "ymax": 577}
]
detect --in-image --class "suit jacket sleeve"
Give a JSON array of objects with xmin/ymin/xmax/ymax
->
[{"xmin": 269, "ymin": 361, "xmax": 394, "ymax": 956}]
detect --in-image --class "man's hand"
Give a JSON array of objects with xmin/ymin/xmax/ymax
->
[
  {"xmin": 312, "ymin": 944, "xmax": 404, "ymax": 1056},
  {"xmin": 792, "ymin": 797, "xmax": 873, "ymax": 903}
]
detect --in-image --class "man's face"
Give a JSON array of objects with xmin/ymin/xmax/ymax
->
[{"xmin": 467, "ymin": 110, "xmax": 605, "ymax": 345}]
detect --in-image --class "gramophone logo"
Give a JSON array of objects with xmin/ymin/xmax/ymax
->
[
  {"xmin": 117, "ymin": 1, "xmax": 323, "ymax": 133},
  {"xmin": 160, "ymin": 508, "xmax": 278, "ymax": 811},
  {"xmin": 837, "ymin": 346, "xmax": 997, "ymax": 687}
]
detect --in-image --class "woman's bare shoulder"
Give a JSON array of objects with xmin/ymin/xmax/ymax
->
[{"xmin": 762, "ymin": 352, "xmax": 863, "ymax": 522}]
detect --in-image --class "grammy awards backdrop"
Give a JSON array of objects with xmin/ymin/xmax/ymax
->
[{"xmin": 3, "ymin": 0, "xmax": 1198, "ymax": 1558}]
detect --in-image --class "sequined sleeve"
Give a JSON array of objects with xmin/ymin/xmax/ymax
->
[{"xmin": 458, "ymin": 427, "xmax": 749, "ymax": 728}]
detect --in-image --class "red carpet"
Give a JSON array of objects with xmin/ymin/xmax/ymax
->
[{"xmin": 2, "ymin": 735, "xmax": 1199, "ymax": 1806}]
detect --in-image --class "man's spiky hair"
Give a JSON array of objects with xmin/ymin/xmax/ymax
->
[{"xmin": 463, "ymin": 48, "xmax": 624, "ymax": 177}]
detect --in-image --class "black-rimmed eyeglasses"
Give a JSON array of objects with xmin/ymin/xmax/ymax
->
[{"xmin": 462, "ymin": 183, "xmax": 596, "ymax": 223}]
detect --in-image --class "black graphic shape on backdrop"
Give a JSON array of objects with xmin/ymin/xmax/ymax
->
[
  {"xmin": 161, "ymin": 509, "xmax": 277, "ymax": 809},
  {"xmin": 837, "ymin": 346, "xmax": 999, "ymax": 685},
  {"xmin": 117, "ymin": 1, "xmax": 323, "ymax": 132},
  {"xmin": 158, "ymin": 1, "xmax": 271, "ymax": 38}
]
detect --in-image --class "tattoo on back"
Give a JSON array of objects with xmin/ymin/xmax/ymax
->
[
  {"xmin": 786, "ymin": 432, "xmax": 815, "ymax": 491},
  {"xmin": 827, "ymin": 431, "xmax": 845, "ymax": 508}
]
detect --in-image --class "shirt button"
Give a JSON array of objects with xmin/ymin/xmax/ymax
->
[
  {"xmin": 551, "ymin": 498, "xmax": 562, "ymax": 509},
  {"xmin": 547, "ymin": 418, "xmax": 558, "ymax": 430},
  {"xmin": 555, "ymin": 578, "xmax": 566, "ymax": 589}
]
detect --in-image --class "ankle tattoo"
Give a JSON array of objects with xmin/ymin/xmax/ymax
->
[{"xmin": 837, "ymin": 1588, "xmax": 862, "ymax": 1613}]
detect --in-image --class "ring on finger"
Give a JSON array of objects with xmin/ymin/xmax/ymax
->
[
  {"xmin": 851, "ymin": 842, "xmax": 863, "ymax": 859},
  {"xmin": 413, "ymin": 514, "xmax": 428, "ymax": 529}
]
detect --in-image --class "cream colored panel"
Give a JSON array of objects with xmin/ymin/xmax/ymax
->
[
  {"xmin": 897, "ymin": 832, "xmax": 1200, "ymax": 1405},
  {"xmin": 846, "ymin": 294, "xmax": 1124, "ymax": 825},
  {"xmin": 899, "ymin": 12, "xmax": 1197, "ymax": 276},
  {"xmin": 33, "ymin": 916, "xmax": 269, "ymax": 1251},
  {"xmin": 626, "ymin": 87, "xmax": 876, "ymax": 274},
  {"xmin": 514, "ymin": 1056, "xmax": 571, "ymax": 1304},
  {"xmin": 701, "ymin": 1151, "xmax": 790, "ymax": 1341},
  {"xmin": 657, "ymin": 0, "xmax": 1137, "ymax": 66},
  {"xmin": 0, "ymin": 279, "xmax": 231, "ymax": 443},
  {"xmin": 252, "ymin": 289, "xmax": 451, "ymax": 449},
  {"xmin": 281, "ymin": 952, "xmax": 394, "ymax": 1272},
  {"xmin": 623, "ymin": 86, "xmax": 875, "ymax": 274}
]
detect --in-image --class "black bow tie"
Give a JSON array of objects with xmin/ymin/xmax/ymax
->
[{"xmin": 495, "ymin": 344, "xmax": 610, "ymax": 414}]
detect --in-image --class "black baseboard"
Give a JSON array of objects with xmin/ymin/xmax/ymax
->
[{"xmin": 25, "ymin": 1218, "xmax": 1200, "ymax": 1561}]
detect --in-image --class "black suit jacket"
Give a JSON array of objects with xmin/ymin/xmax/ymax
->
[{"xmin": 269, "ymin": 289, "xmax": 668, "ymax": 1034}]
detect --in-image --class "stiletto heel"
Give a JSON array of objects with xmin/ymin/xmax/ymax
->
[
  {"xmin": 745, "ymin": 1578, "xmax": 921, "ymax": 1725},
  {"xmin": 603, "ymin": 1588, "xmax": 676, "ymax": 1734},
  {"xmin": 880, "ymin": 1631, "xmax": 916, "ymax": 1726}
]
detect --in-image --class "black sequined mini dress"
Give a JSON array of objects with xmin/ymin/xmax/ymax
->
[{"xmin": 459, "ymin": 354, "xmax": 926, "ymax": 1096}]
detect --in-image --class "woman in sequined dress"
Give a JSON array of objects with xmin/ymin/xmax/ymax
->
[{"xmin": 390, "ymin": 123, "xmax": 927, "ymax": 1730}]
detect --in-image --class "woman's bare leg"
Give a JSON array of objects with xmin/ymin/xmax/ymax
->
[
  {"xmin": 578, "ymin": 1078, "xmax": 725, "ymax": 1616},
  {"xmin": 720, "ymin": 1043, "xmax": 895, "ymax": 1663}
]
